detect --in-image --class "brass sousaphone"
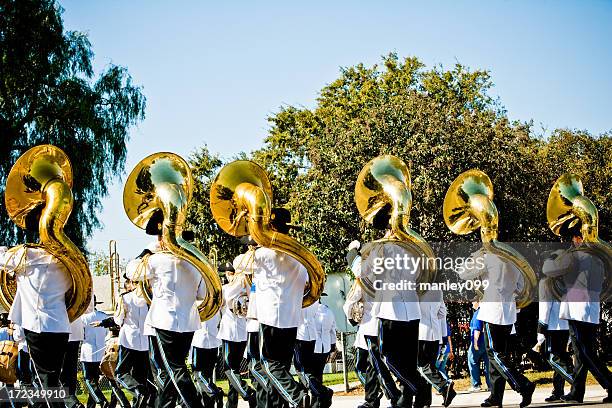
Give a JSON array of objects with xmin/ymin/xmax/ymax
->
[
  {"xmin": 209, "ymin": 160, "xmax": 324, "ymax": 307},
  {"xmin": 2, "ymin": 145, "xmax": 92, "ymax": 321},
  {"xmin": 123, "ymin": 152, "xmax": 223, "ymax": 320},
  {"xmin": 443, "ymin": 169, "xmax": 537, "ymax": 308},
  {"xmin": 547, "ymin": 173, "xmax": 611, "ymax": 301}
]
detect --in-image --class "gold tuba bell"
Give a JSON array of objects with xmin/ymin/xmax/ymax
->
[
  {"xmin": 123, "ymin": 152, "xmax": 223, "ymax": 320},
  {"xmin": 2, "ymin": 145, "xmax": 92, "ymax": 321},
  {"xmin": 354, "ymin": 155, "xmax": 437, "ymax": 293},
  {"xmin": 547, "ymin": 173, "xmax": 611, "ymax": 301},
  {"xmin": 209, "ymin": 160, "xmax": 324, "ymax": 307},
  {"xmin": 443, "ymin": 169, "xmax": 537, "ymax": 308}
]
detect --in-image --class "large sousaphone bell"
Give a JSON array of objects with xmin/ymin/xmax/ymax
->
[
  {"xmin": 2, "ymin": 145, "xmax": 92, "ymax": 321},
  {"xmin": 547, "ymin": 173, "xmax": 611, "ymax": 301},
  {"xmin": 123, "ymin": 152, "xmax": 222, "ymax": 320},
  {"xmin": 210, "ymin": 160, "xmax": 324, "ymax": 307},
  {"xmin": 443, "ymin": 169, "xmax": 537, "ymax": 308},
  {"xmin": 354, "ymin": 155, "xmax": 437, "ymax": 291}
]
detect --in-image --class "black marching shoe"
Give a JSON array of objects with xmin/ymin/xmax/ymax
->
[
  {"xmin": 544, "ymin": 394, "xmax": 563, "ymax": 403},
  {"xmin": 560, "ymin": 393, "xmax": 583, "ymax": 404},
  {"xmin": 443, "ymin": 383, "xmax": 457, "ymax": 407},
  {"xmin": 519, "ymin": 382, "xmax": 536, "ymax": 408},
  {"xmin": 480, "ymin": 399, "xmax": 502, "ymax": 408}
]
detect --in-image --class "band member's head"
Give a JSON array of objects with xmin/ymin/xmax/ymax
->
[
  {"xmin": 145, "ymin": 209, "xmax": 164, "ymax": 237},
  {"xmin": 24, "ymin": 203, "xmax": 44, "ymax": 234},
  {"xmin": 270, "ymin": 208, "xmax": 301, "ymax": 234},
  {"xmin": 371, "ymin": 203, "xmax": 392, "ymax": 231},
  {"xmin": 219, "ymin": 261, "xmax": 235, "ymax": 282},
  {"xmin": 94, "ymin": 295, "xmax": 103, "ymax": 309},
  {"xmin": 239, "ymin": 235, "xmax": 257, "ymax": 249}
]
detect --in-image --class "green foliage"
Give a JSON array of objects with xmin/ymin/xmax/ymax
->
[{"xmin": 0, "ymin": 0, "xmax": 146, "ymax": 250}]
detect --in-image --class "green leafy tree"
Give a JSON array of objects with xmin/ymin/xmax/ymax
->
[{"xmin": 0, "ymin": 0, "xmax": 146, "ymax": 249}]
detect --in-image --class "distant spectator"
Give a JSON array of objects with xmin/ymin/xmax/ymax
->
[{"xmin": 468, "ymin": 300, "xmax": 491, "ymax": 392}]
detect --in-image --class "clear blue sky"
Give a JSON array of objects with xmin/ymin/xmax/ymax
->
[{"xmin": 59, "ymin": 0, "xmax": 612, "ymax": 259}]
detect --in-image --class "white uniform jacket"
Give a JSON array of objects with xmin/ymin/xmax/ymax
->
[
  {"xmin": 343, "ymin": 255, "xmax": 379, "ymax": 340},
  {"xmin": 192, "ymin": 310, "xmax": 222, "ymax": 349},
  {"xmin": 542, "ymin": 250, "xmax": 604, "ymax": 324},
  {"xmin": 12, "ymin": 324, "xmax": 27, "ymax": 352},
  {"xmin": 114, "ymin": 291, "xmax": 149, "ymax": 351},
  {"xmin": 458, "ymin": 252, "xmax": 522, "ymax": 325},
  {"xmin": 218, "ymin": 282, "xmax": 248, "ymax": 342},
  {"xmin": 360, "ymin": 242, "xmax": 420, "ymax": 322},
  {"xmin": 538, "ymin": 279, "xmax": 569, "ymax": 331},
  {"xmin": 418, "ymin": 289, "xmax": 446, "ymax": 341},
  {"xmin": 314, "ymin": 303, "xmax": 336, "ymax": 354},
  {"xmin": 252, "ymin": 247, "xmax": 309, "ymax": 329},
  {"xmin": 297, "ymin": 302, "xmax": 319, "ymax": 341},
  {"xmin": 246, "ymin": 281, "xmax": 259, "ymax": 333},
  {"xmin": 126, "ymin": 252, "xmax": 206, "ymax": 332},
  {"xmin": 5, "ymin": 246, "xmax": 71, "ymax": 334},
  {"xmin": 81, "ymin": 310, "xmax": 109, "ymax": 362}
]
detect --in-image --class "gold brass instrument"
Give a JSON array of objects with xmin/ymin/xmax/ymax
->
[
  {"xmin": 209, "ymin": 160, "xmax": 324, "ymax": 307},
  {"xmin": 443, "ymin": 169, "xmax": 537, "ymax": 308},
  {"xmin": 547, "ymin": 173, "xmax": 611, "ymax": 301},
  {"xmin": 109, "ymin": 240, "xmax": 121, "ymax": 311},
  {"xmin": 123, "ymin": 152, "xmax": 223, "ymax": 320},
  {"xmin": 354, "ymin": 155, "xmax": 437, "ymax": 293},
  {"xmin": 2, "ymin": 145, "xmax": 92, "ymax": 321}
]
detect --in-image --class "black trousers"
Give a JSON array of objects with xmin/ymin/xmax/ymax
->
[
  {"xmin": 223, "ymin": 340, "xmax": 254, "ymax": 408},
  {"xmin": 16, "ymin": 350, "xmax": 33, "ymax": 386},
  {"xmin": 568, "ymin": 320, "xmax": 611, "ymax": 401},
  {"xmin": 378, "ymin": 319, "xmax": 419, "ymax": 408},
  {"xmin": 544, "ymin": 329, "xmax": 573, "ymax": 397},
  {"xmin": 415, "ymin": 340, "xmax": 450, "ymax": 408},
  {"xmin": 247, "ymin": 331, "xmax": 268, "ymax": 408},
  {"xmin": 60, "ymin": 340, "xmax": 81, "ymax": 408},
  {"xmin": 154, "ymin": 329, "xmax": 202, "ymax": 408},
  {"xmin": 148, "ymin": 335, "xmax": 165, "ymax": 403},
  {"xmin": 191, "ymin": 346, "xmax": 222, "ymax": 407},
  {"xmin": 310, "ymin": 352, "xmax": 332, "ymax": 408},
  {"xmin": 483, "ymin": 322, "xmax": 532, "ymax": 403},
  {"xmin": 82, "ymin": 362, "xmax": 107, "ymax": 408},
  {"xmin": 24, "ymin": 330, "xmax": 69, "ymax": 408},
  {"xmin": 355, "ymin": 347, "xmax": 380, "ymax": 408},
  {"xmin": 293, "ymin": 340, "xmax": 330, "ymax": 407},
  {"xmin": 116, "ymin": 346, "xmax": 150, "ymax": 396},
  {"xmin": 364, "ymin": 335, "xmax": 398, "ymax": 403},
  {"xmin": 260, "ymin": 324, "xmax": 306, "ymax": 408},
  {"xmin": 106, "ymin": 378, "xmax": 131, "ymax": 408}
]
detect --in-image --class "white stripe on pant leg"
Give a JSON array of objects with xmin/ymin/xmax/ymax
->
[
  {"xmin": 156, "ymin": 335, "xmax": 192, "ymax": 408},
  {"xmin": 258, "ymin": 326, "xmax": 299, "ymax": 407},
  {"xmin": 485, "ymin": 323, "xmax": 520, "ymax": 390}
]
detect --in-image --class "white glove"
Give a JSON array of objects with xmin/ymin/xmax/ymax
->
[{"xmin": 348, "ymin": 240, "xmax": 361, "ymax": 251}]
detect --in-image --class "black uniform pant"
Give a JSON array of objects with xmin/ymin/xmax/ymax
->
[
  {"xmin": 223, "ymin": 340, "xmax": 254, "ymax": 408},
  {"xmin": 544, "ymin": 329, "xmax": 573, "ymax": 397},
  {"xmin": 82, "ymin": 362, "xmax": 107, "ymax": 408},
  {"xmin": 16, "ymin": 350, "xmax": 33, "ymax": 386},
  {"xmin": 355, "ymin": 347, "xmax": 381, "ymax": 408},
  {"xmin": 483, "ymin": 322, "xmax": 532, "ymax": 403},
  {"xmin": 106, "ymin": 379, "xmax": 131, "ymax": 408},
  {"xmin": 415, "ymin": 340, "xmax": 450, "ymax": 408},
  {"xmin": 148, "ymin": 335, "xmax": 165, "ymax": 406},
  {"xmin": 293, "ymin": 340, "xmax": 331, "ymax": 407},
  {"xmin": 23, "ymin": 330, "xmax": 69, "ymax": 408},
  {"xmin": 191, "ymin": 346, "xmax": 222, "ymax": 407},
  {"xmin": 310, "ymin": 352, "xmax": 332, "ymax": 408},
  {"xmin": 260, "ymin": 324, "xmax": 307, "ymax": 408},
  {"xmin": 60, "ymin": 340, "xmax": 81, "ymax": 408},
  {"xmin": 378, "ymin": 318, "xmax": 419, "ymax": 408},
  {"xmin": 568, "ymin": 320, "xmax": 611, "ymax": 401},
  {"xmin": 247, "ymin": 331, "xmax": 268, "ymax": 408},
  {"xmin": 364, "ymin": 335, "xmax": 398, "ymax": 403},
  {"xmin": 154, "ymin": 329, "xmax": 202, "ymax": 408},
  {"xmin": 115, "ymin": 346, "xmax": 150, "ymax": 396}
]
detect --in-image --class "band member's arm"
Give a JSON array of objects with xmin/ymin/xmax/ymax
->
[
  {"xmin": 196, "ymin": 276, "xmax": 206, "ymax": 301},
  {"xmin": 125, "ymin": 257, "xmax": 150, "ymax": 282},
  {"xmin": 542, "ymin": 249, "xmax": 575, "ymax": 277},
  {"xmin": 447, "ymin": 332, "xmax": 454, "ymax": 360},
  {"xmin": 456, "ymin": 250, "xmax": 487, "ymax": 280},
  {"xmin": 113, "ymin": 295, "xmax": 127, "ymax": 327}
]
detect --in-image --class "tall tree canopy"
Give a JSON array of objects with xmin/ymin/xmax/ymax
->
[{"xmin": 0, "ymin": 0, "xmax": 146, "ymax": 249}]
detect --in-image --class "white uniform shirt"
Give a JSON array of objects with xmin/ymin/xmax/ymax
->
[
  {"xmin": 297, "ymin": 302, "xmax": 319, "ymax": 341},
  {"xmin": 218, "ymin": 283, "xmax": 248, "ymax": 342},
  {"xmin": 418, "ymin": 289, "xmax": 446, "ymax": 341},
  {"xmin": 361, "ymin": 242, "xmax": 420, "ymax": 322},
  {"xmin": 127, "ymin": 252, "xmax": 206, "ymax": 332},
  {"xmin": 252, "ymin": 248, "xmax": 309, "ymax": 329},
  {"xmin": 538, "ymin": 280, "xmax": 569, "ymax": 331},
  {"xmin": 343, "ymin": 256, "xmax": 379, "ymax": 339},
  {"xmin": 459, "ymin": 252, "xmax": 522, "ymax": 325},
  {"xmin": 246, "ymin": 282, "xmax": 259, "ymax": 333},
  {"xmin": 114, "ymin": 291, "xmax": 149, "ymax": 351},
  {"xmin": 12, "ymin": 324, "xmax": 27, "ymax": 352},
  {"xmin": 80, "ymin": 310, "xmax": 109, "ymax": 362},
  {"xmin": 314, "ymin": 303, "xmax": 336, "ymax": 354},
  {"xmin": 192, "ymin": 310, "xmax": 222, "ymax": 349},
  {"xmin": 68, "ymin": 317, "xmax": 84, "ymax": 342},
  {"xmin": 543, "ymin": 250, "xmax": 604, "ymax": 324},
  {"xmin": 5, "ymin": 246, "xmax": 71, "ymax": 334}
]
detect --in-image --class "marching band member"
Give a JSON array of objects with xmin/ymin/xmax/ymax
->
[
  {"xmin": 294, "ymin": 301, "xmax": 319, "ymax": 401},
  {"xmin": 218, "ymin": 258, "xmax": 256, "ymax": 408},
  {"xmin": 62, "ymin": 317, "xmax": 85, "ymax": 408},
  {"xmin": 252, "ymin": 208, "xmax": 310, "ymax": 408},
  {"xmin": 414, "ymin": 289, "xmax": 455, "ymax": 408},
  {"xmin": 537, "ymin": 277, "xmax": 573, "ymax": 402},
  {"xmin": 344, "ymin": 240, "xmax": 397, "ymax": 408},
  {"xmin": 81, "ymin": 298, "xmax": 110, "ymax": 408},
  {"xmin": 311, "ymin": 300, "xmax": 335, "ymax": 408},
  {"xmin": 458, "ymin": 250, "xmax": 535, "ymax": 408},
  {"xmin": 542, "ymin": 227, "xmax": 611, "ymax": 404},
  {"xmin": 190, "ymin": 307, "xmax": 222, "ymax": 408},
  {"xmin": 127, "ymin": 211, "xmax": 206, "ymax": 408},
  {"xmin": 3, "ymin": 209, "xmax": 72, "ymax": 408}
]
